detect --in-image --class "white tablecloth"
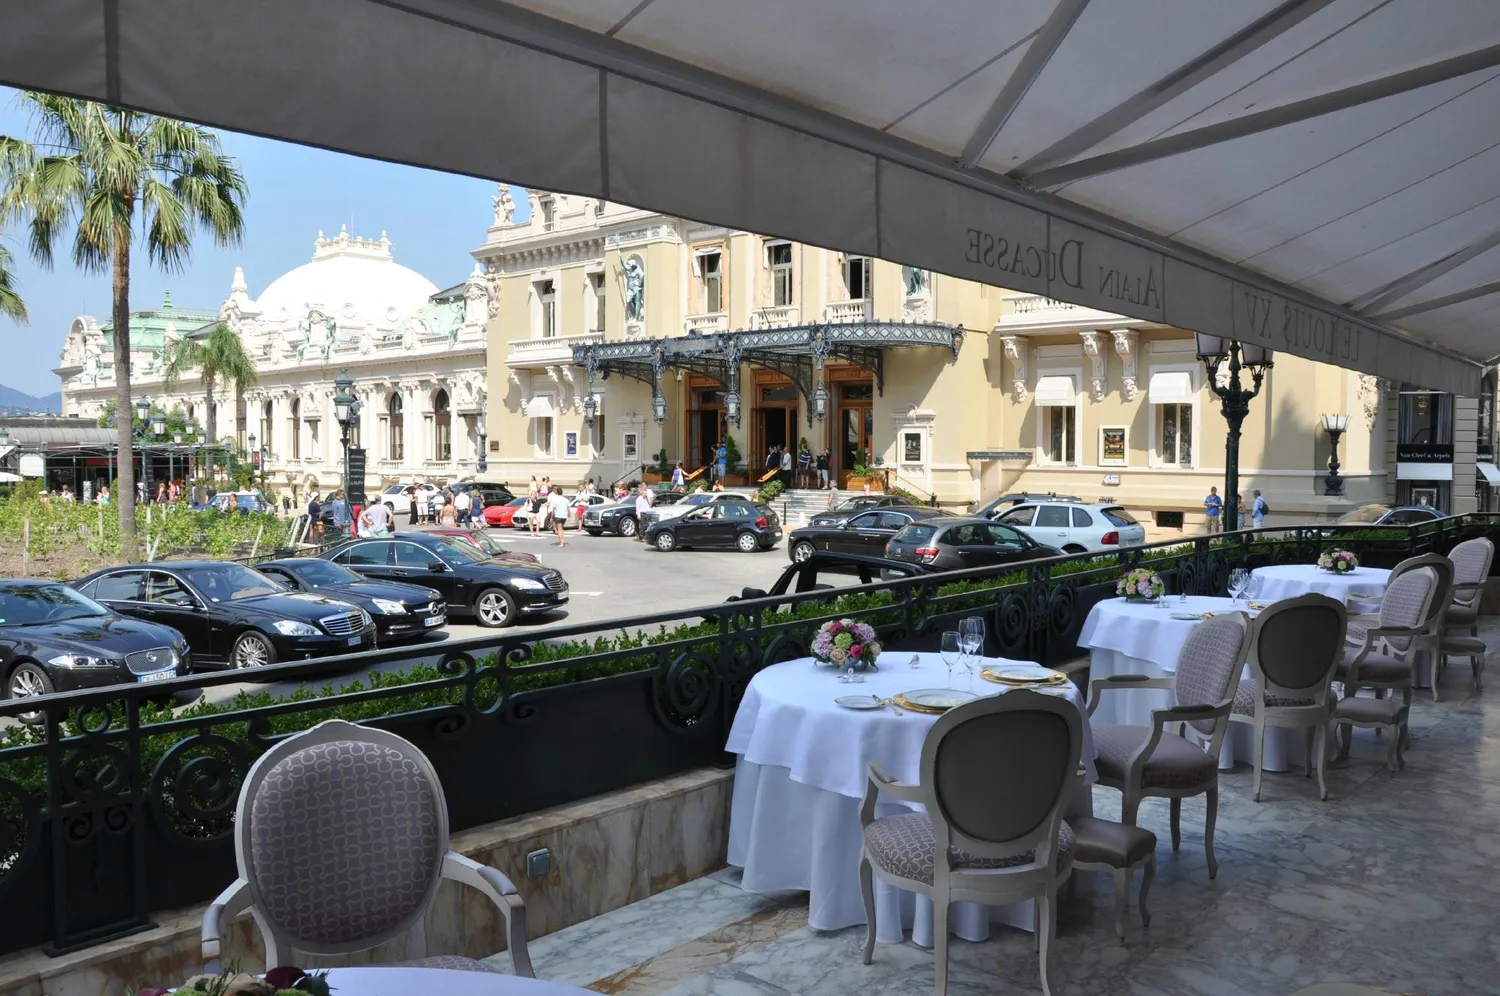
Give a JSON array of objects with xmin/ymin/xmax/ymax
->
[
  {"xmin": 316, "ymin": 967, "xmax": 592, "ymax": 995},
  {"xmin": 1077, "ymin": 596, "xmax": 1306, "ymax": 773},
  {"xmin": 726, "ymin": 652, "xmax": 1095, "ymax": 946},
  {"xmin": 1252, "ymin": 564, "xmax": 1391, "ymax": 604}
]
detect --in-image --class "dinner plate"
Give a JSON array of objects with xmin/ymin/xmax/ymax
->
[
  {"xmin": 1170, "ymin": 612, "xmax": 1204, "ymax": 621},
  {"xmin": 893, "ymin": 688, "xmax": 979, "ymax": 714},
  {"xmin": 835, "ymin": 695, "xmax": 884, "ymax": 710},
  {"xmin": 981, "ymin": 666, "xmax": 1067, "ymax": 686}
]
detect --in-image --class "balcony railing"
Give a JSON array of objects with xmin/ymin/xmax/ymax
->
[
  {"xmin": 684, "ymin": 312, "xmax": 728, "ymax": 334},
  {"xmin": 506, "ymin": 331, "xmax": 605, "ymax": 367},
  {"xmin": 1010, "ymin": 294, "xmax": 1078, "ymax": 315},
  {"xmin": 749, "ymin": 304, "xmax": 799, "ymax": 329},
  {"xmin": 824, "ymin": 299, "xmax": 872, "ymax": 323},
  {"xmin": 2, "ymin": 513, "xmax": 1495, "ymax": 958}
]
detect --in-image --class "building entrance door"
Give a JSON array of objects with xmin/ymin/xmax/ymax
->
[
  {"xmin": 836, "ymin": 381, "xmax": 874, "ymax": 485},
  {"xmin": 687, "ymin": 386, "xmax": 723, "ymax": 472},
  {"xmin": 754, "ymin": 383, "xmax": 798, "ymax": 477}
]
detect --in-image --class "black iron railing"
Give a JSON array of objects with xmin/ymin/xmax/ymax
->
[{"xmin": 1, "ymin": 514, "xmax": 1497, "ymax": 958}]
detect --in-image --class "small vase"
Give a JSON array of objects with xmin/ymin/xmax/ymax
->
[
  {"xmin": 817, "ymin": 656, "xmax": 876, "ymax": 671},
  {"xmin": 1124, "ymin": 594, "xmax": 1159, "ymax": 603}
]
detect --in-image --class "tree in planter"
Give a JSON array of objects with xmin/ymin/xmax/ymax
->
[
  {"xmin": 161, "ymin": 322, "xmax": 258, "ymax": 484},
  {"xmin": 655, "ymin": 448, "xmax": 671, "ymax": 475},
  {"xmin": 723, "ymin": 434, "xmax": 743, "ymax": 475},
  {"xmin": 0, "ymin": 94, "xmax": 248, "ymax": 558}
]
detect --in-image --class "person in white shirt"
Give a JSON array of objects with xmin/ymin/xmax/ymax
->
[
  {"xmin": 455, "ymin": 488, "xmax": 472, "ymax": 526},
  {"xmin": 415, "ymin": 487, "xmax": 431, "ymax": 524},
  {"xmin": 547, "ymin": 486, "xmax": 570, "ymax": 547},
  {"xmin": 633, "ymin": 484, "xmax": 653, "ymax": 542},
  {"xmin": 360, "ymin": 499, "xmax": 393, "ymax": 537}
]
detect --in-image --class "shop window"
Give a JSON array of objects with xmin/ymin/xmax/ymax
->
[
  {"xmin": 1044, "ymin": 407, "xmax": 1075, "ymax": 465},
  {"xmin": 843, "ymin": 256, "xmax": 870, "ymax": 299},
  {"xmin": 1158, "ymin": 403, "xmax": 1192, "ymax": 465}
]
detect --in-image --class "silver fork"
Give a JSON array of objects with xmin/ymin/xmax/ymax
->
[{"xmin": 880, "ymin": 697, "xmax": 905, "ymax": 715}]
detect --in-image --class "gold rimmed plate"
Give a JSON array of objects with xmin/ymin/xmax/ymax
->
[
  {"xmin": 892, "ymin": 688, "xmax": 979, "ymax": 714},
  {"xmin": 982, "ymin": 666, "xmax": 1067, "ymax": 687}
]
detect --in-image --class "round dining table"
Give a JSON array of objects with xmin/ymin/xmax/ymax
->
[
  {"xmin": 1076, "ymin": 595, "xmax": 1304, "ymax": 772},
  {"xmin": 1251, "ymin": 564, "xmax": 1391, "ymax": 604},
  {"xmin": 311, "ymin": 967, "xmax": 593, "ymax": 994},
  {"xmin": 725, "ymin": 652, "xmax": 1096, "ymax": 947}
]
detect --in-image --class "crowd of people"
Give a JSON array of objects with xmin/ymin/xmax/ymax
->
[{"xmin": 762, "ymin": 443, "xmax": 832, "ymax": 489}]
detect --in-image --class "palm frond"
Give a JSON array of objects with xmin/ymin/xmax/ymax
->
[{"xmin": 0, "ymin": 242, "xmax": 26, "ymax": 323}]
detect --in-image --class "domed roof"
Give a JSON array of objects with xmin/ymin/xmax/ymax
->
[{"xmin": 253, "ymin": 227, "xmax": 438, "ymax": 327}]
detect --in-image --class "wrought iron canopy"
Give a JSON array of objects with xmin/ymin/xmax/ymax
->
[{"xmin": 573, "ymin": 320, "xmax": 963, "ymax": 424}]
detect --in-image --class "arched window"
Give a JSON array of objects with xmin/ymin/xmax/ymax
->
[
  {"xmin": 289, "ymin": 398, "xmax": 301, "ymax": 460},
  {"xmin": 433, "ymin": 389, "xmax": 451, "ymax": 462},
  {"xmin": 388, "ymin": 393, "xmax": 404, "ymax": 461}
]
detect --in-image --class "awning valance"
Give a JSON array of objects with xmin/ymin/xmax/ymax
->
[
  {"xmin": 524, "ymin": 396, "xmax": 556, "ymax": 419},
  {"xmin": 1034, "ymin": 375, "xmax": 1076, "ymax": 407},
  {"xmin": 1478, "ymin": 462, "xmax": 1500, "ymax": 486},
  {"xmin": 1147, "ymin": 371, "xmax": 1195, "ymax": 405}
]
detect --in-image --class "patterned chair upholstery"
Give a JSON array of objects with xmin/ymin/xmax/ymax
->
[
  {"xmin": 1228, "ymin": 594, "xmax": 1346, "ymax": 802},
  {"xmin": 1440, "ymin": 538, "xmax": 1492, "ymax": 691},
  {"xmin": 858, "ymin": 690, "xmax": 1083, "ymax": 996},
  {"xmin": 202, "ymin": 720, "xmax": 534, "ymax": 978},
  {"xmin": 1087, "ymin": 613, "xmax": 1251, "ymax": 880}
]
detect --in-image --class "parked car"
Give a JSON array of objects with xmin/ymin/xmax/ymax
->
[
  {"xmin": 582, "ymin": 491, "xmax": 688, "ymax": 537},
  {"xmin": 806, "ymin": 494, "xmax": 919, "ymax": 527},
  {"xmin": 991, "ymin": 500, "xmax": 1147, "ymax": 553},
  {"xmin": 72, "ymin": 562, "xmax": 375, "ymax": 670},
  {"xmin": 884, "ymin": 517, "xmax": 1062, "ymax": 572},
  {"xmin": 482, "ymin": 496, "xmax": 528, "ymax": 528},
  {"xmin": 377, "ymin": 483, "xmax": 439, "ymax": 517},
  {"xmin": 322, "ymin": 532, "xmax": 569, "ymax": 627},
  {"xmin": 645, "ymin": 500, "xmax": 782, "ymax": 552},
  {"xmin": 471, "ymin": 486, "xmax": 516, "ymax": 507},
  {"xmin": 0, "ymin": 580, "xmax": 186, "ymax": 712},
  {"xmin": 195, "ymin": 491, "xmax": 267, "ymax": 515},
  {"xmin": 972, "ymin": 491, "xmax": 1082, "ymax": 519},
  {"xmin": 1331, "ymin": 503, "xmax": 1445, "ymax": 527},
  {"xmin": 727, "ymin": 552, "xmax": 924, "ymax": 604},
  {"xmin": 426, "ymin": 526, "xmax": 542, "ymax": 565},
  {"xmin": 513, "ymin": 492, "xmax": 612, "ymax": 530},
  {"xmin": 787, "ymin": 506, "xmax": 954, "ymax": 562},
  {"xmin": 638, "ymin": 490, "xmax": 758, "ymax": 531},
  {"xmin": 255, "ymin": 558, "xmax": 447, "ymax": 645}
]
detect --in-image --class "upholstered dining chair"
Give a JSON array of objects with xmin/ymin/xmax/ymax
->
[
  {"xmin": 1343, "ymin": 553, "xmax": 1451, "ymax": 647},
  {"xmin": 1334, "ymin": 567, "xmax": 1440, "ymax": 772},
  {"xmin": 1228, "ymin": 594, "xmax": 1347, "ymax": 802},
  {"xmin": 202, "ymin": 719, "xmax": 534, "ymax": 978},
  {"xmin": 1439, "ymin": 537, "xmax": 1493, "ymax": 692},
  {"xmin": 858, "ymin": 689, "xmax": 1083, "ymax": 996},
  {"xmin": 1087, "ymin": 612, "xmax": 1252, "ymax": 880}
]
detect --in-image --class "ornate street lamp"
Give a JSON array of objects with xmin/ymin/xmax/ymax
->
[
  {"xmin": 652, "ymin": 391, "xmax": 668, "ymax": 425},
  {"xmin": 582, "ymin": 392, "xmax": 597, "ymax": 427},
  {"xmin": 812, "ymin": 383, "xmax": 829, "ymax": 422},
  {"xmin": 134, "ymin": 395, "xmax": 150, "ymax": 426},
  {"xmin": 1197, "ymin": 334, "xmax": 1274, "ymax": 533},
  {"xmin": 1322, "ymin": 412, "xmax": 1351, "ymax": 497},
  {"xmin": 149, "ymin": 409, "xmax": 167, "ymax": 438},
  {"xmin": 723, "ymin": 389, "xmax": 740, "ymax": 427},
  {"xmin": 477, "ymin": 402, "xmax": 489, "ymax": 474},
  {"xmin": 333, "ymin": 369, "xmax": 356, "ymax": 501},
  {"xmin": 247, "ymin": 431, "xmax": 258, "ymax": 492}
]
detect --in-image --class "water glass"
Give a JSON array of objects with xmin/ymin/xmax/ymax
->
[{"xmin": 940, "ymin": 631, "xmax": 961, "ymax": 685}]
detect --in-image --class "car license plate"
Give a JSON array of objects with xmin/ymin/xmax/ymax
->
[
  {"xmin": 137, "ymin": 668, "xmax": 175, "ymax": 683},
  {"xmin": 347, "ymin": 636, "xmax": 362, "ymax": 647},
  {"xmin": 424, "ymin": 614, "xmax": 446, "ymax": 627}
]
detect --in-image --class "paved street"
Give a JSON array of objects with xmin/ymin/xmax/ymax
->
[{"xmin": 185, "ymin": 522, "xmax": 791, "ymax": 707}]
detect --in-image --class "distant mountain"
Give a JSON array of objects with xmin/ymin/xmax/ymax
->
[{"xmin": 0, "ymin": 385, "xmax": 60, "ymax": 414}]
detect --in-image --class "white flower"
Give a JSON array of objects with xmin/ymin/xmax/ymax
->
[{"xmin": 829, "ymin": 647, "xmax": 848, "ymax": 664}]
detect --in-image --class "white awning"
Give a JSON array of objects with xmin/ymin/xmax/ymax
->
[
  {"xmin": 1034, "ymin": 375, "xmax": 1076, "ymax": 407},
  {"xmin": 1147, "ymin": 371, "xmax": 1194, "ymax": 405},
  {"xmin": 3, "ymin": 1, "xmax": 1492, "ymax": 395},
  {"xmin": 523, "ymin": 396, "xmax": 556, "ymax": 419},
  {"xmin": 1478, "ymin": 462, "xmax": 1500, "ymax": 486},
  {"xmin": 690, "ymin": 246, "xmax": 720, "ymax": 277}
]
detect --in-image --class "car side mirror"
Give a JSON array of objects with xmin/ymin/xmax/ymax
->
[{"xmin": 428, "ymin": 561, "xmax": 447, "ymax": 572}]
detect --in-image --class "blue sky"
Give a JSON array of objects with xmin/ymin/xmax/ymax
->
[{"xmin": 0, "ymin": 87, "xmax": 525, "ymax": 396}]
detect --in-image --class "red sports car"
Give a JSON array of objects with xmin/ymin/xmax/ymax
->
[
  {"xmin": 483, "ymin": 497, "xmax": 528, "ymax": 528},
  {"xmin": 427, "ymin": 527, "xmax": 541, "ymax": 565}
]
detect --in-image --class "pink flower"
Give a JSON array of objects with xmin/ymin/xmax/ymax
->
[
  {"xmin": 828, "ymin": 622, "xmax": 844, "ymax": 635},
  {"xmin": 849, "ymin": 644, "xmax": 863, "ymax": 659}
]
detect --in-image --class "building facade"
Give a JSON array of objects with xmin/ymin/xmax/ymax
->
[
  {"xmin": 58, "ymin": 227, "xmax": 493, "ymax": 499},
  {"xmin": 479, "ymin": 191, "xmax": 1445, "ymax": 528}
]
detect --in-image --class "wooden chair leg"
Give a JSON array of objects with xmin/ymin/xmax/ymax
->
[
  {"xmin": 1314, "ymin": 724, "xmax": 1329, "ymax": 802},
  {"xmin": 933, "ymin": 892, "xmax": 949, "ymax": 996},
  {"xmin": 859, "ymin": 854, "xmax": 875, "ymax": 966},
  {"xmin": 1111, "ymin": 868, "xmax": 1127, "ymax": 944},
  {"xmin": 1252, "ymin": 720, "xmax": 1266, "ymax": 802},
  {"xmin": 1204, "ymin": 783, "xmax": 1220, "ymax": 880},
  {"xmin": 1139, "ymin": 856, "xmax": 1155, "ymax": 929},
  {"xmin": 1169, "ymin": 797, "xmax": 1182, "ymax": 851},
  {"xmin": 1037, "ymin": 891, "xmax": 1055, "ymax": 996}
]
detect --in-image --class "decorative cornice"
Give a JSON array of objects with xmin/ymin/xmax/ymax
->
[
  {"xmin": 1079, "ymin": 331, "xmax": 1107, "ymax": 403},
  {"xmin": 1001, "ymin": 336, "xmax": 1028, "ymax": 404}
]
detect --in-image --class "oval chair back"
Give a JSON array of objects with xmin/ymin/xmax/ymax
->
[
  {"xmin": 1249, "ymin": 593, "xmax": 1346, "ymax": 702},
  {"xmin": 1380, "ymin": 558, "xmax": 1450, "ymax": 652},
  {"xmin": 1172, "ymin": 612, "xmax": 1253, "ymax": 738},
  {"xmin": 1447, "ymin": 537, "xmax": 1494, "ymax": 609}
]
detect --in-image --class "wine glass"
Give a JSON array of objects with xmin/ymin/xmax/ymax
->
[
  {"xmin": 940, "ymin": 631, "xmax": 961, "ymax": 686},
  {"xmin": 1228, "ymin": 568, "xmax": 1248, "ymax": 605},
  {"xmin": 961, "ymin": 617, "xmax": 985, "ymax": 689}
]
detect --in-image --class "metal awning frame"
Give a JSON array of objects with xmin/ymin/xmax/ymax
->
[{"xmin": 574, "ymin": 320, "xmax": 963, "ymax": 426}]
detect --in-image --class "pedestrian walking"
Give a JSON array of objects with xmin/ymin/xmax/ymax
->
[
  {"xmin": 415, "ymin": 487, "xmax": 429, "ymax": 524},
  {"xmin": 455, "ymin": 486, "xmax": 472, "ymax": 526},
  {"xmin": 797, "ymin": 443, "xmax": 811, "ymax": 488},
  {"xmin": 672, "ymin": 461, "xmax": 686, "ymax": 490},
  {"xmin": 307, "ymin": 492, "xmax": 324, "ymax": 542},
  {"xmin": 1252, "ymin": 489, "xmax": 1268, "ymax": 529},
  {"xmin": 816, "ymin": 449, "xmax": 829, "ymax": 488},
  {"xmin": 329, "ymin": 489, "xmax": 349, "ymax": 537},
  {"xmin": 547, "ymin": 486, "xmax": 569, "ymax": 547},
  {"xmin": 359, "ymin": 498, "xmax": 393, "ymax": 538},
  {"xmin": 779, "ymin": 445, "xmax": 793, "ymax": 487},
  {"xmin": 1203, "ymin": 486, "xmax": 1222, "ymax": 533},
  {"xmin": 633, "ymin": 483, "xmax": 653, "ymax": 542},
  {"xmin": 715, "ymin": 443, "xmax": 728, "ymax": 484}
]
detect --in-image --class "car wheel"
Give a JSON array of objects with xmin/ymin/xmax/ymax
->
[
  {"xmin": 655, "ymin": 531, "xmax": 677, "ymax": 552},
  {"xmin": 232, "ymin": 631, "xmax": 278, "ymax": 669},
  {"xmin": 6, "ymin": 662, "xmax": 53, "ymax": 724},
  {"xmin": 618, "ymin": 516, "xmax": 638, "ymax": 537},
  {"xmin": 586, "ymin": 528, "xmax": 603, "ymax": 537},
  {"xmin": 736, "ymin": 531, "xmax": 759, "ymax": 553},
  {"xmin": 792, "ymin": 541, "xmax": 816, "ymax": 563},
  {"xmin": 474, "ymin": 587, "xmax": 518, "ymax": 628}
]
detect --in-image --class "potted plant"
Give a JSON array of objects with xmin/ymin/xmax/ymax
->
[
  {"xmin": 812, "ymin": 618, "xmax": 882, "ymax": 671},
  {"xmin": 844, "ymin": 450, "xmax": 884, "ymax": 492},
  {"xmin": 1115, "ymin": 567, "xmax": 1165, "ymax": 602},
  {"xmin": 1318, "ymin": 548, "xmax": 1359, "ymax": 574},
  {"xmin": 721, "ymin": 435, "xmax": 749, "ymax": 486}
]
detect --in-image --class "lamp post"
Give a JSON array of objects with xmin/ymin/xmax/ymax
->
[
  {"xmin": 333, "ymin": 369, "xmax": 356, "ymax": 500},
  {"xmin": 247, "ymin": 431, "xmax": 258, "ymax": 494},
  {"xmin": 652, "ymin": 391, "xmax": 668, "ymax": 425},
  {"xmin": 476, "ymin": 403, "xmax": 488, "ymax": 475},
  {"xmin": 135, "ymin": 396, "xmax": 151, "ymax": 500},
  {"xmin": 1322, "ymin": 413, "xmax": 1351, "ymax": 496},
  {"xmin": 1197, "ymin": 335, "xmax": 1274, "ymax": 533}
]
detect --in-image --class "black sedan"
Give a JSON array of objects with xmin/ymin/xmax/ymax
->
[
  {"xmin": 645, "ymin": 500, "xmax": 782, "ymax": 552},
  {"xmin": 788, "ymin": 506, "xmax": 953, "ymax": 563},
  {"xmin": 73, "ymin": 562, "xmax": 375, "ymax": 670},
  {"xmin": 884, "ymin": 517, "xmax": 1062, "ymax": 572},
  {"xmin": 806, "ymin": 494, "xmax": 919, "ymax": 527},
  {"xmin": 0, "ymin": 580, "xmax": 186, "ymax": 710},
  {"xmin": 322, "ymin": 532, "xmax": 568, "ymax": 628},
  {"xmin": 256, "ymin": 558, "xmax": 447, "ymax": 644},
  {"xmin": 582, "ymin": 490, "xmax": 688, "ymax": 537}
]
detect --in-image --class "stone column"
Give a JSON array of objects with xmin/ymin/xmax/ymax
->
[{"xmin": 402, "ymin": 382, "xmax": 422, "ymax": 473}]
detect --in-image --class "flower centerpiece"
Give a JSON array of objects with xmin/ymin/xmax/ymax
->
[
  {"xmin": 812, "ymin": 618, "xmax": 882, "ymax": 671},
  {"xmin": 1318, "ymin": 548, "xmax": 1359, "ymax": 574},
  {"xmin": 1115, "ymin": 567, "xmax": 1165, "ymax": 602},
  {"xmin": 138, "ymin": 965, "xmax": 333, "ymax": 996}
]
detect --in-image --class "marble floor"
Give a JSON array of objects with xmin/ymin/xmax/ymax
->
[{"xmin": 491, "ymin": 630, "xmax": 1500, "ymax": 996}]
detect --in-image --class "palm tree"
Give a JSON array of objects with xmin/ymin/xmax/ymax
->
[
  {"xmin": 162, "ymin": 322, "xmax": 257, "ymax": 481},
  {"xmin": 0, "ymin": 95, "xmax": 247, "ymax": 557},
  {"xmin": 0, "ymin": 242, "xmax": 25, "ymax": 323}
]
